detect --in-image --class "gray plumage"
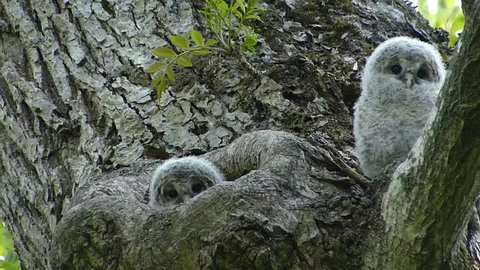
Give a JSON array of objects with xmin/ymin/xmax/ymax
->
[
  {"xmin": 149, "ymin": 156, "xmax": 225, "ymax": 208},
  {"xmin": 353, "ymin": 36, "xmax": 446, "ymax": 178}
]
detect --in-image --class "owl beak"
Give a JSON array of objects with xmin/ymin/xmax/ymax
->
[
  {"xmin": 403, "ymin": 72, "xmax": 415, "ymax": 88},
  {"xmin": 181, "ymin": 195, "xmax": 191, "ymax": 203}
]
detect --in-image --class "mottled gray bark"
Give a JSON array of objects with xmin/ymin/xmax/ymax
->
[
  {"xmin": 51, "ymin": 130, "xmax": 370, "ymax": 269},
  {"xmin": 0, "ymin": 0, "xmax": 474, "ymax": 269}
]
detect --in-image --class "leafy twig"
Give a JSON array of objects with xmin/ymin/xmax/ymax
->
[{"xmin": 146, "ymin": 0, "xmax": 265, "ymax": 100}]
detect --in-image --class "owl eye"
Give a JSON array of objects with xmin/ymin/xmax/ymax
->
[
  {"xmin": 165, "ymin": 189, "xmax": 178, "ymax": 199},
  {"xmin": 391, "ymin": 64, "xmax": 402, "ymax": 74},
  {"xmin": 417, "ymin": 67, "xmax": 428, "ymax": 79},
  {"xmin": 191, "ymin": 183, "xmax": 205, "ymax": 194}
]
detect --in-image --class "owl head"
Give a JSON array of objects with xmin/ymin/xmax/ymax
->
[
  {"xmin": 149, "ymin": 157, "xmax": 224, "ymax": 208},
  {"xmin": 361, "ymin": 36, "xmax": 446, "ymax": 104}
]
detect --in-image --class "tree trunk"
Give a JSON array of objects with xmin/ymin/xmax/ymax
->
[{"xmin": 0, "ymin": 0, "xmax": 476, "ymax": 269}]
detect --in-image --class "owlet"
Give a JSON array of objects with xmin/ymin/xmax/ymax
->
[
  {"xmin": 353, "ymin": 36, "xmax": 446, "ymax": 178},
  {"xmin": 149, "ymin": 156, "xmax": 225, "ymax": 208}
]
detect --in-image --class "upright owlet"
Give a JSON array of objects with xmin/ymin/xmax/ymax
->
[
  {"xmin": 353, "ymin": 36, "xmax": 446, "ymax": 178},
  {"xmin": 149, "ymin": 156, "xmax": 225, "ymax": 208}
]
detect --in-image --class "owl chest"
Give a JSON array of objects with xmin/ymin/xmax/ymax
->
[
  {"xmin": 373, "ymin": 105, "xmax": 429, "ymax": 141},
  {"xmin": 382, "ymin": 101, "xmax": 430, "ymax": 116}
]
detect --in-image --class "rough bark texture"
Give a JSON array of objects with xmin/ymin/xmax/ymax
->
[
  {"xmin": 52, "ymin": 130, "xmax": 370, "ymax": 269},
  {"xmin": 0, "ymin": 0, "xmax": 471, "ymax": 269}
]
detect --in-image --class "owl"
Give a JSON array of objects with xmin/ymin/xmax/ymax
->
[
  {"xmin": 149, "ymin": 156, "xmax": 225, "ymax": 208},
  {"xmin": 353, "ymin": 36, "xmax": 446, "ymax": 178}
]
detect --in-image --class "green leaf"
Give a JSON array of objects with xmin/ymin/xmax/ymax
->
[
  {"xmin": 0, "ymin": 260, "xmax": 20, "ymax": 270},
  {"xmin": 242, "ymin": 35, "xmax": 258, "ymax": 53},
  {"xmin": 244, "ymin": 15, "xmax": 261, "ymax": 21},
  {"xmin": 170, "ymin": 35, "xmax": 190, "ymax": 50},
  {"xmin": 448, "ymin": 13, "xmax": 464, "ymax": 46},
  {"xmin": 0, "ymin": 223, "xmax": 20, "ymax": 270},
  {"xmin": 190, "ymin": 30, "xmax": 204, "ymax": 46},
  {"xmin": 166, "ymin": 66, "xmax": 176, "ymax": 83},
  {"xmin": 243, "ymin": 46, "xmax": 256, "ymax": 53},
  {"xmin": 192, "ymin": 49, "xmax": 211, "ymax": 56},
  {"xmin": 152, "ymin": 47, "xmax": 177, "ymax": 58},
  {"xmin": 176, "ymin": 55, "xmax": 193, "ymax": 67},
  {"xmin": 233, "ymin": 9, "xmax": 243, "ymax": 18},
  {"xmin": 205, "ymin": 17, "xmax": 215, "ymax": 33},
  {"xmin": 216, "ymin": 1, "xmax": 229, "ymax": 12},
  {"xmin": 199, "ymin": 10, "xmax": 213, "ymax": 18},
  {"xmin": 243, "ymin": 35, "xmax": 258, "ymax": 47},
  {"xmin": 214, "ymin": 16, "xmax": 223, "ymax": 33},
  {"xmin": 216, "ymin": 1, "xmax": 229, "ymax": 17},
  {"xmin": 245, "ymin": 8, "xmax": 264, "ymax": 18},
  {"xmin": 205, "ymin": 39, "xmax": 218, "ymax": 46},
  {"xmin": 247, "ymin": 0, "xmax": 259, "ymax": 9},
  {"xmin": 157, "ymin": 76, "xmax": 167, "ymax": 99},
  {"xmin": 145, "ymin": 62, "xmax": 165, "ymax": 73},
  {"xmin": 149, "ymin": 75, "xmax": 163, "ymax": 90},
  {"xmin": 234, "ymin": 0, "xmax": 246, "ymax": 14}
]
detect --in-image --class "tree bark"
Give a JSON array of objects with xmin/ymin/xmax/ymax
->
[{"xmin": 0, "ymin": 0, "xmax": 474, "ymax": 269}]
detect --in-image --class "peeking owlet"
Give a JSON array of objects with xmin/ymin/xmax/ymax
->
[
  {"xmin": 353, "ymin": 36, "xmax": 446, "ymax": 178},
  {"xmin": 149, "ymin": 156, "xmax": 225, "ymax": 208}
]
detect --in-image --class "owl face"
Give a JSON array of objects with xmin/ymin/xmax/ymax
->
[
  {"xmin": 361, "ymin": 37, "xmax": 445, "ymax": 104},
  {"xmin": 149, "ymin": 157, "xmax": 224, "ymax": 208},
  {"xmin": 155, "ymin": 173, "xmax": 218, "ymax": 207},
  {"xmin": 382, "ymin": 56, "xmax": 437, "ymax": 88}
]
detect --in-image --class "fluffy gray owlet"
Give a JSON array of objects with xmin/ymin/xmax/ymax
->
[
  {"xmin": 149, "ymin": 156, "xmax": 225, "ymax": 208},
  {"xmin": 353, "ymin": 36, "xmax": 446, "ymax": 178}
]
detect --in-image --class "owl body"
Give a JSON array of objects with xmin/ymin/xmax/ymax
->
[
  {"xmin": 354, "ymin": 37, "xmax": 445, "ymax": 178},
  {"xmin": 149, "ymin": 156, "xmax": 225, "ymax": 208}
]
